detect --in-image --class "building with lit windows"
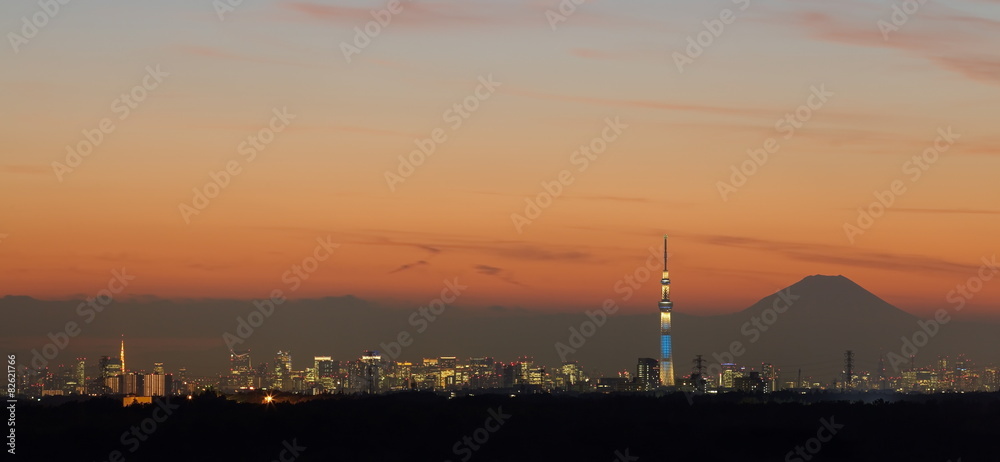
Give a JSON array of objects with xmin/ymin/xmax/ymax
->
[
  {"xmin": 902, "ymin": 369, "xmax": 939, "ymax": 392},
  {"xmin": 361, "ymin": 350, "xmax": 382, "ymax": 394},
  {"xmin": 984, "ymin": 367, "xmax": 999, "ymax": 392},
  {"xmin": 229, "ymin": 350, "xmax": 253, "ymax": 389},
  {"xmin": 721, "ymin": 363, "xmax": 739, "ymax": 389},
  {"xmin": 560, "ymin": 361, "xmax": 588, "ymax": 391},
  {"xmin": 122, "ymin": 372, "xmax": 143, "ymax": 395},
  {"xmin": 272, "ymin": 351, "xmax": 292, "ymax": 389},
  {"xmin": 761, "ymin": 363, "xmax": 778, "ymax": 393},
  {"xmin": 733, "ymin": 371, "xmax": 765, "ymax": 393},
  {"xmin": 469, "ymin": 357, "xmax": 498, "ymax": 389},
  {"xmin": 99, "ymin": 355, "xmax": 122, "ymax": 394},
  {"xmin": 636, "ymin": 358, "xmax": 660, "ymax": 391},
  {"xmin": 143, "ymin": 373, "xmax": 171, "ymax": 397},
  {"xmin": 74, "ymin": 358, "xmax": 86, "ymax": 394}
]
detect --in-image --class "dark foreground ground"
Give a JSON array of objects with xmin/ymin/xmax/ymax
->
[{"xmin": 12, "ymin": 391, "xmax": 999, "ymax": 461}]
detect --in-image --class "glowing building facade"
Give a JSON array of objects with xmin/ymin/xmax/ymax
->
[{"xmin": 659, "ymin": 235, "xmax": 675, "ymax": 386}]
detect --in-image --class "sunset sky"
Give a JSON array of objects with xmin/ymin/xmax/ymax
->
[{"xmin": 3, "ymin": 0, "xmax": 999, "ymax": 318}]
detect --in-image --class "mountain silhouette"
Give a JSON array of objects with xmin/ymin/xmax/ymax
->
[
  {"xmin": 1, "ymin": 276, "xmax": 997, "ymax": 384},
  {"xmin": 672, "ymin": 275, "xmax": 996, "ymax": 385}
]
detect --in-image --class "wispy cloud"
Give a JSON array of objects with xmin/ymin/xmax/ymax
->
[
  {"xmin": 474, "ymin": 264, "xmax": 525, "ymax": 286},
  {"xmin": 284, "ymin": 1, "xmax": 514, "ymax": 28},
  {"xmin": 782, "ymin": 0, "xmax": 1000, "ymax": 84},
  {"xmin": 696, "ymin": 234, "xmax": 980, "ymax": 275},
  {"xmin": 282, "ymin": 0, "xmax": 653, "ymax": 30},
  {"xmin": 388, "ymin": 260, "xmax": 429, "ymax": 274}
]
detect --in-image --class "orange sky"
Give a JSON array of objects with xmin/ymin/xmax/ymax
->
[{"xmin": 2, "ymin": 0, "xmax": 999, "ymax": 318}]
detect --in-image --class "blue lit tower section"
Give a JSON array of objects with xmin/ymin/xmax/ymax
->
[{"xmin": 659, "ymin": 235, "xmax": 675, "ymax": 387}]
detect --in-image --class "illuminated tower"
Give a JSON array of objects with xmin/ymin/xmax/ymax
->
[
  {"xmin": 659, "ymin": 235, "xmax": 675, "ymax": 386},
  {"xmin": 120, "ymin": 336, "xmax": 126, "ymax": 375}
]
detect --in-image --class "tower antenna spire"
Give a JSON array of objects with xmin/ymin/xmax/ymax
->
[{"xmin": 663, "ymin": 234, "xmax": 668, "ymax": 272}]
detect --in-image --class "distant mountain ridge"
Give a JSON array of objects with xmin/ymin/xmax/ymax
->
[
  {"xmin": 674, "ymin": 274, "xmax": 996, "ymax": 383},
  {"xmin": 1, "ymin": 275, "xmax": 998, "ymax": 382}
]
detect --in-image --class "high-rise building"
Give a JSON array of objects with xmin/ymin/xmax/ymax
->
[
  {"xmin": 123, "ymin": 373, "xmax": 143, "ymax": 395},
  {"xmin": 734, "ymin": 371, "xmax": 765, "ymax": 392},
  {"xmin": 230, "ymin": 350, "xmax": 253, "ymax": 389},
  {"xmin": 152, "ymin": 362, "xmax": 165, "ymax": 375},
  {"xmin": 469, "ymin": 357, "xmax": 498, "ymax": 389},
  {"xmin": 74, "ymin": 358, "xmax": 86, "ymax": 394},
  {"xmin": 176, "ymin": 367, "xmax": 189, "ymax": 395},
  {"xmin": 276, "ymin": 351, "xmax": 292, "ymax": 374},
  {"xmin": 512, "ymin": 357, "xmax": 535, "ymax": 386},
  {"xmin": 527, "ymin": 367, "xmax": 544, "ymax": 386},
  {"xmin": 143, "ymin": 373, "xmax": 171, "ymax": 397},
  {"xmin": 560, "ymin": 361, "xmax": 587, "ymax": 391},
  {"xmin": 314, "ymin": 356, "xmax": 333, "ymax": 377},
  {"xmin": 54, "ymin": 363, "xmax": 79, "ymax": 395},
  {"xmin": 721, "ymin": 363, "xmax": 738, "ymax": 389},
  {"xmin": 361, "ymin": 350, "xmax": 381, "ymax": 394},
  {"xmin": 761, "ymin": 363, "xmax": 778, "ymax": 393},
  {"xmin": 637, "ymin": 358, "xmax": 660, "ymax": 390},
  {"xmin": 659, "ymin": 235, "xmax": 675, "ymax": 386},
  {"xmin": 984, "ymin": 367, "xmax": 999, "ymax": 392},
  {"xmin": 313, "ymin": 356, "xmax": 335, "ymax": 389},
  {"xmin": 99, "ymin": 355, "xmax": 122, "ymax": 394},
  {"xmin": 272, "ymin": 351, "xmax": 292, "ymax": 389}
]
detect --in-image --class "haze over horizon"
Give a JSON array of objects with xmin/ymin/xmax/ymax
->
[
  {"xmin": 4, "ymin": 271, "xmax": 1000, "ymax": 319},
  {"xmin": 4, "ymin": 273, "xmax": 999, "ymax": 380}
]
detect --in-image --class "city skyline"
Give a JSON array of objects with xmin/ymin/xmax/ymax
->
[
  {"xmin": 20, "ymin": 343, "xmax": 1000, "ymax": 397},
  {"xmin": 6, "ymin": 268, "xmax": 1000, "ymax": 380},
  {"xmin": 15, "ymin": 259, "xmax": 999, "ymax": 398}
]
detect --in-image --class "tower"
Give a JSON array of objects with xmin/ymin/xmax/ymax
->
[
  {"xmin": 659, "ymin": 235, "xmax": 675, "ymax": 386},
  {"xmin": 120, "ymin": 335, "xmax": 126, "ymax": 375}
]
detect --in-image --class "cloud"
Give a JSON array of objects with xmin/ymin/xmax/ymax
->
[
  {"xmin": 282, "ymin": 0, "xmax": 654, "ymax": 30},
  {"xmin": 388, "ymin": 260, "xmax": 429, "ymax": 274},
  {"xmin": 474, "ymin": 264, "xmax": 525, "ymax": 286},
  {"xmin": 782, "ymin": 1, "xmax": 1000, "ymax": 84},
  {"xmin": 474, "ymin": 264, "xmax": 502, "ymax": 275},
  {"xmin": 695, "ymin": 234, "xmax": 980, "ymax": 275},
  {"xmin": 284, "ymin": 1, "xmax": 512, "ymax": 28},
  {"xmin": 345, "ymin": 230, "xmax": 592, "ymax": 262}
]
